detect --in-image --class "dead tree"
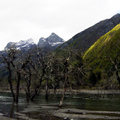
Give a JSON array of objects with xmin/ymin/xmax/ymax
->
[
  {"xmin": 59, "ymin": 58, "xmax": 69, "ymax": 107},
  {"xmin": 20, "ymin": 52, "xmax": 33, "ymax": 101},
  {"xmin": 72, "ymin": 51, "xmax": 86, "ymax": 88},
  {"xmin": 108, "ymin": 55, "xmax": 120, "ymax": 84},
  {"xmin": 105, "ymin": 45, "xmax": 120, "ymax": 85},
  {"xmin": 47, "ymin": 52, "xmax": 62, "ymax": 95},
  {"xmin": 2, "ymin": 46, "xmax": 17, "ymax": 103},
  {"xmin": 60, "ymin": 60, "xmax": 68, "ymax": 106},
  {"xmin": 26, "ymin": 47, "xmax": 47, "ymax": 101},
  {"xmin": 2, "ymin": 46, "xmax": 33, "ymax": 103},
  {"xmin": 24, "ymin": 67, "xmax": 32, "ymax": 101}
]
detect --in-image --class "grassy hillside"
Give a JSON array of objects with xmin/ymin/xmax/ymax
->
[{"xmin": 83, "ymin": 23, "xmax": 120, "ymax": 70}]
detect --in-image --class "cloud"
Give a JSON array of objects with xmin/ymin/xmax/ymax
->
[{"xmin": 0, "ymin": 0, "xmax": 120, "ymax": 50}]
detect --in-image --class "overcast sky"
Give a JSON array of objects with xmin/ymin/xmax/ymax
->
[{"xmin": 0, "ymin": 0, "xmax": 120, "ymax": 50}]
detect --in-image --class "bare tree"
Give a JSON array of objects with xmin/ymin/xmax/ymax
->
[
  {"xmin": 20, "ymin": 51, "xmax": 33, "ymax": 101},
  {"xmin": 72, "ymin": 51, "xmax": 86, "ymax": 88},
  {"xmin": 2, "ymin": 46, "xmax": 33, "ymax": 103},
  {"xmin": 105, "ymin": 45, "xmax": 120, "ymax": 85},
  {"xmin": 47, "ymin": 52, "xmax": 63, "ymax": 95},
  {"xmin": 107, "ymin": 54, "xmax": 120, "ymax": 84},
  {"xmin": 25, "ymin": 47, "xmax": 48, "ymax": 101},
  {"xmin": 59, "ymin": 47, "xmax": 73, "ymax": 107},
  {"xmin": 59, "ymin": 57, "xmax": 69, "ymax": 107},
  {"xmin": 2, "ymin": 46, "xmax": 18, "ymax": 103}
]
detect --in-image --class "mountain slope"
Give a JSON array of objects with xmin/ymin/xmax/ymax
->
[
  {"xmin": 57, "ymin": 14, "xmax": 120, "ymax": 52},
  {"xmin": 83, "ymin": 23, "xmax": 120, "ymax": 70}
]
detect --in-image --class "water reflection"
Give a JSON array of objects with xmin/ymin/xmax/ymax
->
[{"xmin": 0, "ymin": 92, "xmax": 120, "ymax": 120}]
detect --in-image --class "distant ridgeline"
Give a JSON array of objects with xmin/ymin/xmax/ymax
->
[
  {"xmin": 4, "ymin": 33, "xmax": 65, "ymax": 52},
  {"xmin": 55, "ymin": 14, "xmax": 120, "ymax": 54}
]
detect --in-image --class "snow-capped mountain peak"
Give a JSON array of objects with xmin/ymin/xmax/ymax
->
[
  {"xmin": 39, "ymin": 37, "xmax": 46, "ymax": 42},
  {"xmin": 16, "ymin": 38, "xmax": 34, "ymax": 46},
  {"xmin": 4, "ymin": 33, "xmax": 65, "ymax": 52},
  {"xmin": 50, "ymin": 32, "xmax": 57, "ymax": 37},
  {"xmin": 5, "ymin": 38, "xmax": 36, "ymax": 50},
  {"xmin": 38, "ymin": 33, "xmax": 65, "ymax": 49}
]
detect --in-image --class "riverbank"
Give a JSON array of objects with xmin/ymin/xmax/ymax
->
[
  {"xmin": 48, "ymin": 89, "xmax": 120, "ymax": 95},
  {"xmin": 1, "ymin": 89, "xmax": 120, "ymax": 95}
]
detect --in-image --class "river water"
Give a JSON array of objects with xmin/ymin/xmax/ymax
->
[{"xmin": 0, "ymin": 92, "xmax": 120, "ymax": 120}]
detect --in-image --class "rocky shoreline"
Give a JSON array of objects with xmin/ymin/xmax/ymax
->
[
  {"xmin": 53, "ymin": 108, "xmax": 120, "ymax": 119},
  {"xmin": 48, "ymin": 89, "xmax": 120, "ymax": 95},
  {"xmin": 1, "ymin": 89, "xmax": 120, "ymax": 95}
]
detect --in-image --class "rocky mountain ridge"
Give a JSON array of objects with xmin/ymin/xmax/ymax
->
[
  {"xmin": 38, "ymin": 33, "xmax": 64, "ymax": 49},
  {"xmin": 57, "ymin": 13, "xmax": 120, "ymax": 52},
  {"xmin": 5, "ymin": 33, "xmax": 65, "ymax": 51},
  {"xmin": 5, "ymin": 38, "xmax": 35, "ymax": 51}
]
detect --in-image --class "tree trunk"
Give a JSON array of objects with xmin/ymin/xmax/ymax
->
[
  {"xmin": 25, "ymin": 74, "xmax": 31, "ymax": 101},
  {"xmin": 8, "ymin": 64, "xmax": 16, "ymax": 102},
  {"xmin": 54, "ymin": 86, "xmax": 57, "ymax": 95},
  {"xmin": 59, "ymin": 61, "xmax": 68, "ymax": 107},
  {"xmin": 59, "ymin": 87, "xmax": 66, "ymax": 107},
  {"xmin": 116, "ymin": 70, "xmax": 120, "ymax": 85},
  {"xmin": 45, "ymin": 79, "xmax": 49, "ymax": 100},
  {"xmin": 15, "ymin": 72, "xmax": 21, "ymax": 103},
  {"xmin": 30, "ymin": 69, "xmax": 46, "ymax": 101}
]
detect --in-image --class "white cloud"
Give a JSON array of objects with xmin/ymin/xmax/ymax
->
[{"xmin": 0, "ymin": 0, "xmax": 120, "ymax": 50}]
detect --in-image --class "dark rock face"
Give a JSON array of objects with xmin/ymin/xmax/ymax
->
[
  {"xmin": 59, "ymin": 14, "xmax": 120, "ymax": 52},
  {"xmin": 38, "ymin": 33, "xmax": 65, "ymax": 51}
]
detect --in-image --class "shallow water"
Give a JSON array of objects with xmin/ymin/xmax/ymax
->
[{"xmin": 0, "ymin": 92, "xmax": 120, "ymax": 120}]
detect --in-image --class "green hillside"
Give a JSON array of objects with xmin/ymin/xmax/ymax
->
[{"xmin": 83, "ymin": 23, "xmax": 120, "ymax": 70}]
